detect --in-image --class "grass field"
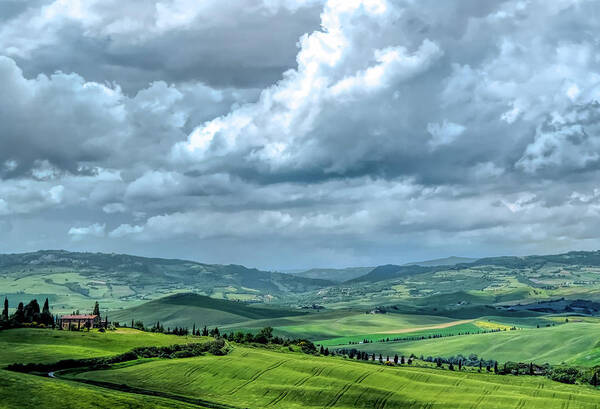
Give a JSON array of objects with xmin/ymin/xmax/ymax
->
[
  {"xmin": 109, "ymin": 293, "xmax": 306, "ymax": 329},
  {"xmin": 72, "ymin": 345, "xmax": 600, "ymax": 409},
  {"xmin": 342, "ymin": 322, "xmax": 600, "ymax": 366},
  {"xmin": 223, "ymin": 310, "xmax": 457, "ymax": 340},
  {"xmin": 0, "ymin": 370, "xmax": 198, "ymax": 409},
  {"xmin": 318, "ymin": 322, "xmax": 482, "ymax": 347},
  {"xmin": 0, "ymin": 328, "xmax": 201, "ymax": 366}
]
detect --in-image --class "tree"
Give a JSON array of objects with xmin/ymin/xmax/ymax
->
[
  {"xmin": 393, "ymin": 354, "xmax": 398, "ymax": 364},
  {"xmin": 23, "ymin": 299, "xmax": 40, "ymax": 323},
  {"xmin": 2, "ymin": 298, "xmax": 8, "ymax": 321},
  {"xmin": 84, "ymin": 320, "xmax": 91, "ymax": 331},
  {"xmin": 458, "ymin": 360, "xmax": 462, "ymax": 371},
  {"xmin": 41, "ymin": 298, "xmax": 53, "ymax": 326},
  {"xmin": 494, "ymin": 361, "xmax": 498, "ymax": 373},
  {"xmin": 202, "ymin": 325, "xmax": 209, "ymax": 336},
  {"xmin": 209, "ymin": 327, "xmax": 220, "ymax": 337},
  {"xmin": 320, "ymin": 345, "xmax": 325, "ymax": 354},
  {"xmin": 192, "ymin": 323, "xmax": 196, "ymax": 336},
  {"xmin": 529, "ymin": 362, "xmax": 534, "ymax": 375},
  {"xmin": 401, "ymin": 355, "xmax": 405, "ymax": 365},
  {"xmin": 449, "ymin": 362, "xmax": 454, "ymax": 371},
  {"xmin": 378, "ymin": 354, "xmax": 383, "ymax": 363},
  {"xmin": 591, "ymin": 372, "xmax": 598, "ymax": 387},
  {"xmin": 93, "ymin": 301, "xmax": 100, "ymax": 317}
]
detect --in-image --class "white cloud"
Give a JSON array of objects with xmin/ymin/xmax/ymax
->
[
  {"xmin": 68, "ymin": 223, "xmax": 106, "ymax": 240},
  {"xmin": 108, "ymin": 224, "xmax": 144, "ymax": 238}
]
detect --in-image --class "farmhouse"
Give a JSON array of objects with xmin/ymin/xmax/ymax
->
[{"xmin": 59, "ymin": 314, "xmax": 99, "ymax": 330}]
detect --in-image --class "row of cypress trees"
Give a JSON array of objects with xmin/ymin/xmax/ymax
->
[{"xmin": 1, "ymin": 297, "xmax": 54, "ymax": 328}]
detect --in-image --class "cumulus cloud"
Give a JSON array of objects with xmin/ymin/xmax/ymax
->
[
  {"xmin": 68, "ymin": 223, "xmax": 106, "ymax": 240},
  {"xmin": 2, "ymin": 0, "xmax": 600, "ymax": 268}
]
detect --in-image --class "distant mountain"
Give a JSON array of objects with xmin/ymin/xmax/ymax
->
[
  {"xmin": 110, "ymin": 293, "xmax": 305, "ymax": 329},
  {"xmin": 0, "ymin": 250, "xmax": 334, "ymax": 310},
  {"xmin": 348, "ymin": 250, "xmax": 600, "ymax": 284},
  {"xmin": 404, "ymin": 256, "xmax": 477, "ymax": 267},
  {"xmin": 290, "ymin": 267, "xmax": 373, "ymax": 282}
]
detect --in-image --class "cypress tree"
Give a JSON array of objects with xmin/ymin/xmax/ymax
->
[
  {"xmin": 458, "ymin": 360, "xmax": 462, "ymax": 371},
  {"xmin": 494, "ymin": 361, "xmax": 498, "ymax": 373},
  {"xmin": 41, "ymin": 298, "xmax": 53, "ymax": 326},
  {"xmin": 529, "ymin": 362, "xmax": 534, "ymax": 375},
  {"xmin": 93, "ymin": 301, "xmax": 100, "ymax": 316},
  {"xmin": 14, "ymin": 302, "xmax": 25, "ymax": 323},
  {"xmin": 394, "ymin": 354, "xmax": 398, "ymax": 364},
  {"xmin": 591, "ymin": 372, "xmax": 598, "ymax": 387},
  {"xmin": 401, "ymin": 355, "xmax": 405, "ymax": 364},
  {"xmin": 192, "ymin": 323, "xmax": 196, "ymax": 336},
  {"xmin": 2, "ymin": 297, "xmax": 8, "ymax": 321}
]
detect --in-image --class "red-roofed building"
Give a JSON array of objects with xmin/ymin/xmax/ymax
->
[{"xmin": 59, "ymin": 314, "xmax": 99, "ymax": 330}]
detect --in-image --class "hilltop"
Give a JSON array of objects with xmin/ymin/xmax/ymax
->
[
  {"xmin": 109, "ymin": 293, "xmax": 306, "ymax": 329},
  {"xmin": 0, "ymin": 250, "xmax": 333, "ymax": 313}
]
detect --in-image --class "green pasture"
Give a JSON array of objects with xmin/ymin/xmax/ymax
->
[
  {"xmin": 224, "ymin": 310, "xmax": 456, "ymax": 340},
  {"xmin": 344, "ymin": 322, "xmax": 600, "ymax": 366},
  {"xmin": 318, "ymin": 322, "xmax": 482, "ymax": 347},
  {"xmin": 0, "ymin": 328, "xmax": 202, "ymax": 366},
  {"xmin": 74, "ymin": 345, "xmax": 600, "ymax": 408},
  {"xmin": 0, "ymin": 370, "xmax": 197, "ymax": 409}
]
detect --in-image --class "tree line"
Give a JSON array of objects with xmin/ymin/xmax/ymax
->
[{"xmin": 0, "ymin": 297, "xmax": 55, "ymax": 330}]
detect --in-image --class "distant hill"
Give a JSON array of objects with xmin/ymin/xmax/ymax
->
[
  {"xmin": 0, "ymin": 250, "xmax": 334, "ymax": 312},
  {"xmin": 404, "ymin": 256, "xmax": 477, "ymax": 267},
  {"xmin": 347, "ymin": 250, "xmax": 600, "ymax": 284},
  {"xmin": 290, "ymin": 267, "xmax": 373, "ymax": 282},
  {"xmin": 109, "ymin": 293, "xmax": 305, "ymax": 329}
]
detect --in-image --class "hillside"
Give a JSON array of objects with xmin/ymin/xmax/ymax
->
[
  {"xmin": 289, "ymin": 267, "xmax": 372, "ymax": 282},
  {"xmin": 0, "ymin": 250, "xmax": 333, "ymax": 313},
  {"xmin": 404, "ymin": 256, "xmax": 477, "ymax": 266},
  {"xmin": 109, "ymin": 293, "xmax": 306, "ymax": 329},
  {"xmin": 75, "ymin": 345, "xmax": 600, "ymax": 409}
]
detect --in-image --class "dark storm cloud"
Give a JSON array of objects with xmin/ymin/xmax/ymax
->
[
  {"xmin": 2, "ymin": 0, "xmax": 321, "ymax": 93},
  {"xmin": 1, "ymin": 0, "xmax": 600, "ymax": 269}
]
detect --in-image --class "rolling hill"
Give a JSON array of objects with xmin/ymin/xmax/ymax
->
[
  {"xmin": 109, "ymin": 292, "xmax": 306, "ymax": 329},
  {"xmin": 0, "ymin": 250, "xmax": 333, "ymax": 312},
  {"xmin": 289, "ymin": 267, "xmax": 372, "ymax": 282}
]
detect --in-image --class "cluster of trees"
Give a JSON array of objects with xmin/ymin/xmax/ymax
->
[{"xmin": 0, "ymin": 297, "xmax": 55, "ymax": 330}]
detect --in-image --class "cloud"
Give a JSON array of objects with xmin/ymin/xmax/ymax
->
[
  {"xmin": 108, "ymin": 224, "xmax": 144, "ymax": 238},
  {"xmin": 68, "ymin": 223, "xmax": 106, "ymax": 240},
  {"xmin": 3, "ymin": 0, "xmax": 600, "ymax": 268}
]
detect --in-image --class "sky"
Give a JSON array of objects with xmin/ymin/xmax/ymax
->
[{"xmin": 1, "ymin": 0, "xmax": 600, "ymax": 269}]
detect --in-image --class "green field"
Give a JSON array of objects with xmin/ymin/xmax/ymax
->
[
  {"xmin": 109, "ymin": 293, "xmax": 306, "ymax": 329},
  {"xmin": 0, "ymin": 371, "xmax": 197, "ymax": 409},
  {"xmin": 318, "ymin": 322, "xmax": 482, "ymax": 347},
  {"xmin": 0, "ymin": 328, "xmax": 201, "ymax": 366},
  {"xmin": 72, "ymin": 345, "xmax": 600, "ymax": 409},
  {"xmin": 223, "ymin": 310, "xmax": 457, "ymax": 340},
  {"xmin": 342, "ymin": 322, "xmax": 600, "ymax": 366}
]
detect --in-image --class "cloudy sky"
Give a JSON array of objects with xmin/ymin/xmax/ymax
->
[{"xmin": 1, "ymin": 0, "xmax": 600, "ymax": 269}]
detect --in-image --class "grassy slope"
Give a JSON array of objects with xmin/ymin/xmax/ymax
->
[
  {"xmin": 345, "ymin": 322, "xmax": 600, "ymax": 366},
  {"xmin": 222, "ymin": 310, "xmax": 456, "ymax": 340},
  {"xmin": 0, "ymin": 371, "xmax": 197, "ymax": 409},
  {"xmin": 109, "ymin": 293, "xmax": 306, "ymax": 329},
  {"xmin": 318, "ymin": 322, "xmax": 482, "ymax": 347},
  {"xmin": 76, "ymin": 346, "xmax": 600, "ymax": 409},
  {"xmin": 0, "ymin": 328, "xmax": 201, "ymax": 366}
]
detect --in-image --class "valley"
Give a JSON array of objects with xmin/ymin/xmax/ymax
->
[{"xmin": 4, "ymin": 250, "xmax": 600, "ymax": 408}]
